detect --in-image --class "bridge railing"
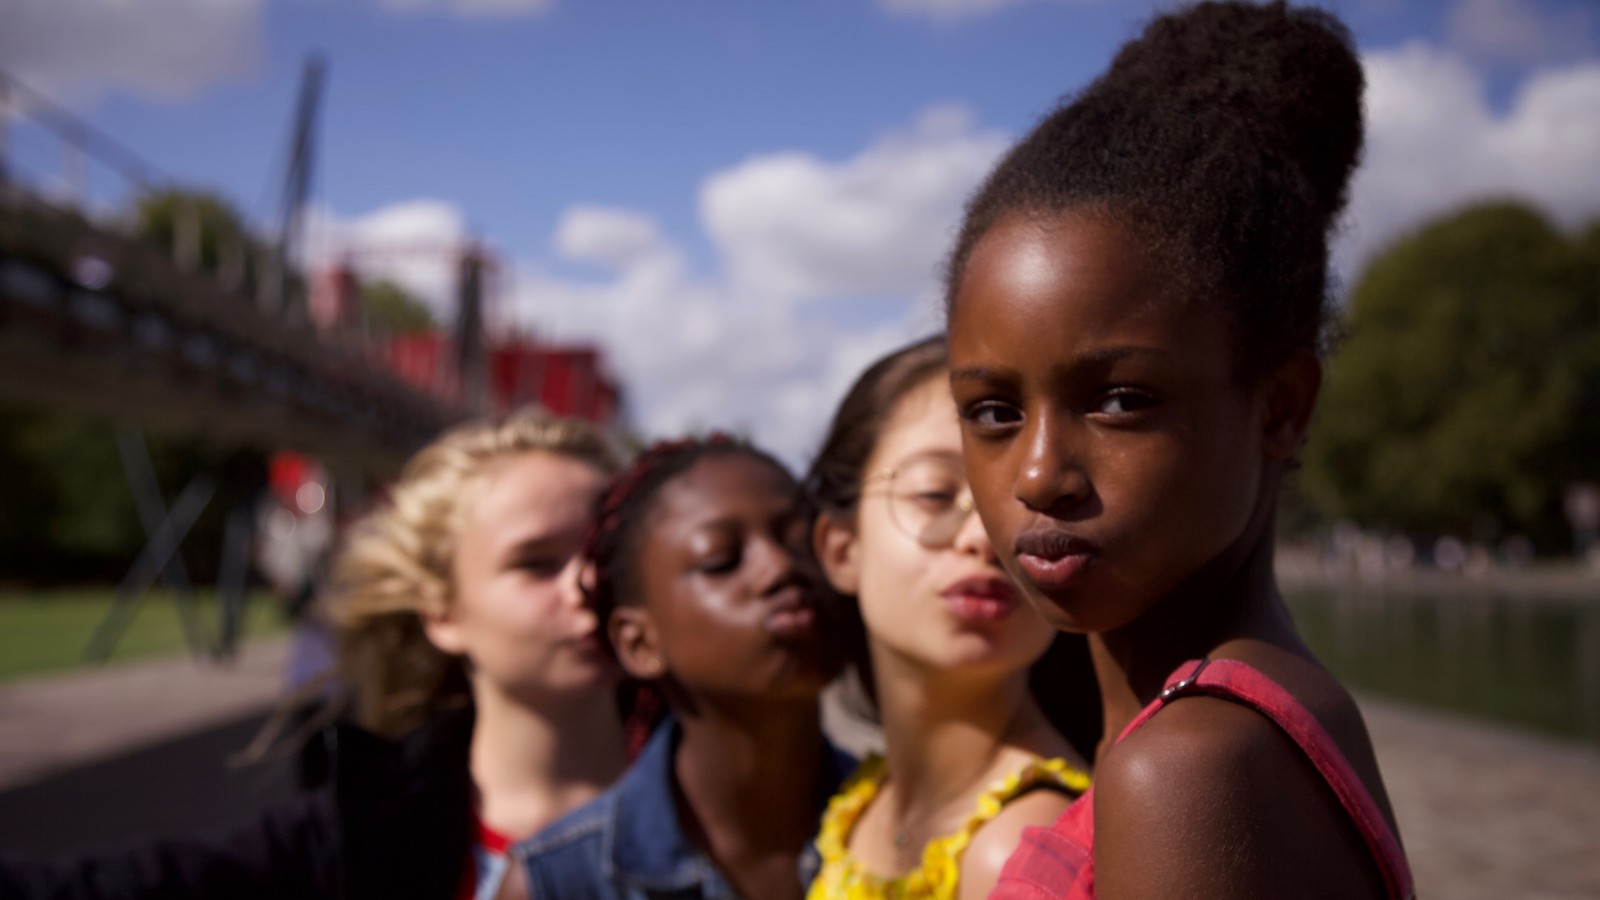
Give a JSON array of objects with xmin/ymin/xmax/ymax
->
[
  {"xmin": 0, "ymin": 70, "xmax": 327, "ymax": 335},
  {"xmin": 0, "ymin": 69, "xmax": 474, "ymax": 474}
]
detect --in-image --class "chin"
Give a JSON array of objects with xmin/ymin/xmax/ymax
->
[
  {"xmin": 546, "ymin": 664, "xmax": 622, "ymax": 698},
  {"xmin": 764, "ymin": 660, "xmax": 837, "ymax": 701},
  {"xmin": 1017, "ymin": 587, "xmax": 1096, "ymax": 635}
]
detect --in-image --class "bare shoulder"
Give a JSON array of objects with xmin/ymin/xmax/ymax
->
[
  {"xmin": 1092, "ymin": 696, "xmax": 1389, "ymax": 899},
  {"xmin": 956, "ymin": 788, "xmax": 1076, "ymax": 900}
]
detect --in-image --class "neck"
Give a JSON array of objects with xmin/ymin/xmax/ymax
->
[
  {"xmin": 469, "ymin": 678, "xmax": 627, "ymax": 840},
  {"xmin": 673, "ymin": 694, "xmax": 825, "ymax": 854},
  {"xmin": 870, "ymin": 647, "xmax": 1041, "ymax": 818},
  {"xmin": 1090, "ymin": 499, "xmax": 1304, "ymax": 761}
]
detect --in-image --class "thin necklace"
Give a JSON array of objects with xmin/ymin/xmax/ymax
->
[{"xmin": 889, "ymin": 753, "xmax": 1003, "ymax": 850}]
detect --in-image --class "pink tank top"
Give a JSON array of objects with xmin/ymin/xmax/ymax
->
[{"xmin": 991, "ymin": 658, "xmax": 1414, "ymax": 899}]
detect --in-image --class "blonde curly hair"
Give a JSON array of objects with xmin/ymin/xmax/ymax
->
[{"xmin": 330, "ymin": 407, "xmax": 623, "ymax": 737}]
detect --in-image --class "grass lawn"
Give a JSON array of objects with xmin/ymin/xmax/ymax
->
[{"xmin": 0, "ymin": 588, "xmax": 289, "ymax": 684}]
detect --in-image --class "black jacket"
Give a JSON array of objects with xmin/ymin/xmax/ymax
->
[{"xmin": 0, "ymin": 709, "xmax": 475, "ymax": 899}]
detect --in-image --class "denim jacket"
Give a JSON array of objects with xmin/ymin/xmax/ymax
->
[{"xmin": 516, "ymin": 719, "xmax": 854, "ymax": 900}]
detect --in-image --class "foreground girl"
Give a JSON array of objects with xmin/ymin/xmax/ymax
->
[
  {"xmin": 519, "ymin": 436, "xmax": 852, "ymax": 900},
  {"xmin": 804, "ymin": 336, "xmax": 1095, "ymax": 900},
  {"xmin": 944, "ymin": 2, "xmax": 1414, "ymax": 897}
]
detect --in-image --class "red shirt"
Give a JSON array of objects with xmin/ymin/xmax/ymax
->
[
  {"xmin": 455, "ymin": 813, "xmax": 513, "ymax": 900},
  {"xmin": 991, "ymin": 659, "xmax": 1414, "ymax": 900}
]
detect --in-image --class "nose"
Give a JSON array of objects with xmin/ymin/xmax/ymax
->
[
  {"xmin": 1013, "ymin": 413, "xmax": 1090, "ymax": 515},
  {"xmin": 949, "ymin": 498, "xmax": 998, "ymax": 563},
  {"xmin": 560, "ymin": 558, "xmax": 602, "ymax": 634},
  {"xmin": 751, "ymin": 535, "xmax": 803, "ymax": 598},
  {"xmin": 558, "ymin": 556, "xmax": 588, "ymax": 605}
]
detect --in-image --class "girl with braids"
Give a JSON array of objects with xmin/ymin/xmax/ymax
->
[
  {"xmin": 804, "ymin": 335, "xmax": 1098, "ymax": 900},
  {"xmin": 519, "ymin": 436, "xmax": 855, "ymax": 900},
  {"xmin": 1, "ymin": 408, "xmax": 628, "ymax": 900},
  {"xmin": 943, "ymin": 3, "xmax": 1414, "ymax": 898}
]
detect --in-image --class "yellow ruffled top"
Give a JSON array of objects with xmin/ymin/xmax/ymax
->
[{"xmin": 807, "ymin": 754, "xmax": 1091, "ymax": 900}]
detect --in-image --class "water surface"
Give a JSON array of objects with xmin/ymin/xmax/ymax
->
[{"xmin": 1285, "ymin": 586, "xmax": 1600, "ymax": 746}]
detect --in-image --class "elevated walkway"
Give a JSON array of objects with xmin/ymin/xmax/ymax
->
[{"xmin": 0, "ymin": 193, "xmax": 467, "ymax": 475}]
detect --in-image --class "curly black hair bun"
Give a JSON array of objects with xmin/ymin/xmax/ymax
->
[
  {"xmin": 948, "ymin": 1, "xmax": 1366, "ymax": 382},
  {"xmin": 1105, "ymin": 0, "xmax": 1364, "ymax": 227}
]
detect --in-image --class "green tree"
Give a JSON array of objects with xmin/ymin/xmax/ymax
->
[
  {"xmin": 134, "ymin": 189, "xmax": 261, "ymax": 283},
  {"xmin": 1303, "ymin": 202, "xmax": 1600, "ymax": 551},
  {"xmin": 362, "ymin": 279, "xmax": 435, "ymax": 334},
  {"xmin": 0, "ymin": 407, "xmax": 259, "ymax": 585}
]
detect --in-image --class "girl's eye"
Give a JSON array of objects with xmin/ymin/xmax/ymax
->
[
  {"xmin": 908, "ymin": 490, "xmax": 959, "ymax": 512},
  {"xmin": 697, "ymin": 550, "xmax": 740, "ymax": 575},
  {"xmin": 1096, "ymin": 389, "xmax": 1158, "ymax": 416},
  {"xmin": 961, "ymin": 400, "xmax": 1023, "ymax": 430},
  {"xmin": 517, "ymin": 557, "xmax": 567, "ymax": 579}
]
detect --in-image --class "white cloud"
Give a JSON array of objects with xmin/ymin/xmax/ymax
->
[
  {"xmin": 325, "ymin": 107, "xmax": 994, "ymax": 463},
  {"xmin": 0, "ymin": 0, "xmax": 263, "ymax": 102},
  {"xmin": 304, "ymin": 198, "xmax": 471, "ymax": 322},
  {"xmin": 702, "ymin": 105, "xmax": 1009, "ymax": 302},
  {"xmin": 553, "ymin": 206, "xmax": 669, "ymax": 269},
  {"xmin": 1339, "ymin": 44, "xmax": 1600, "ymax": 272},
  {"xmin": 311, "ymin": 58, "xmax": 1600, "ymax": 464},
  {"xmin": 1447, "ymin": 0, "xmax": 1595, "ymax": 63},
  {"xmin": 369, "ymin": 0, "xmax": 555, "ymax": 18},
  {"xmin": 877, "ymin": 0, "xmax": 1099, "ymax": 23}
]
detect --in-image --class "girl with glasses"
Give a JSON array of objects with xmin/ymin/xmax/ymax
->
[{"xmin": 803, "ymin": 336, "xmax": 1099, "ymax": 900}]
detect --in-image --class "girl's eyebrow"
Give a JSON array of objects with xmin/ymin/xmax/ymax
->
[
  {"xmin": 952, "ymin": 346, "xmax": 1164, "ymax": 383},
  {"xmin": 950, "ymin": 365, "xmax": 1015, "ymax": 383},
  {"xmin": 688, "ymin": 517, "xmax": 743, "ymax": 537},
  {"xmin": 497, "ymin": 529, "xmax": 578, "ymax": 563},
  {"xmin": 1078, "ymin": 345, "xmax": 1166, "ymax": 364}
]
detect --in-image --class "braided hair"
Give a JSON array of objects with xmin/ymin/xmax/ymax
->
[
  {"xmin": 581, "ymin": 433, "xmax": 797, "ymax": 754},
  {"xmin": 947, "ymin": 0, "xmax": 1364, "ymax": 384}
]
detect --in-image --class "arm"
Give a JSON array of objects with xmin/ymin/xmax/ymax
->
[
  {"xmin": 1092, "ymin": 697, "xmax": 1388, "ymax": 900},
  {"xmin": 957, "ymin": 789, "xmax": 1075, "ymax": 900}
]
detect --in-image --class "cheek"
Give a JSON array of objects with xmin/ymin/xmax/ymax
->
[
  {"xmin": 855, "ymin": 527, "xmax": 933, "ymax": 636},
  {"xmin": 489, "ymin": 579, "xmax": 568, "ymax": 638},
  {"xmin": 963, "ymin": 442, "xmax": 1024, "ymax": 559},
  {"xmin": 1102, "ymin": 417, "xmax": 1262, "ymax": 563},
  {"xmin": 654, "ymin": 589, "xmax": 748, "ymax": 665}
]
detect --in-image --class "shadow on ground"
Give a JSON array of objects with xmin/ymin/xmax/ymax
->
[{"xmin": 0, "ymin": 709, "xmax": 299, "ymax": 859}]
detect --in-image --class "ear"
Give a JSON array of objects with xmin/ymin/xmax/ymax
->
[
  {"xmin": 609, "ymin": 605, "xmax": 665, "ymax": 680},
  {"xmin": 1260, "ymin": 349, "xmax": 1322, "ymax": 462},
  {"xmin": 812, "ymin": 512, "xmax": 860, "ymax": 596},
  {"xmin": 420, "ymin": 604, "xmax": 468, "ymax": 657}
]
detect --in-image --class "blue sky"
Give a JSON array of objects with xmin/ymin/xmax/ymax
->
[{"xmin": 4, "ymin": 0, "xmax": 1598, "ymax": 460}]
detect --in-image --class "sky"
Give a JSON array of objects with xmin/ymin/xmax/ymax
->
[{"xmin": 3, "ymin": 0, "xmax": 1598, "ymax": 464}]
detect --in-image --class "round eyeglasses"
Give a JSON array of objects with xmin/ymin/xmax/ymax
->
[{"xmin": 862, "ymin": 455, "xmax": 976, "ymax": 549}]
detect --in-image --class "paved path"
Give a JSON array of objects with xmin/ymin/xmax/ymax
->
[
  {"xmin": 2, "ymin": 645, "xmax": 1597, "ymax": 896},
  {"xmin": 0, "ymin": 638, "xmax": 289, "ymax": 790},
  {"xmin": 1362, "ymin": 694, "xmax": 1600, "ymax": 900}
]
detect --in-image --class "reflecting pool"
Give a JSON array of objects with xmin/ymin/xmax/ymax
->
[{"xmin": 1285, "ymin": 585, "xmax": 1600, "ymax": 746}]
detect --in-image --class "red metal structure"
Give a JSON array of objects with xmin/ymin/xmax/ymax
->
[{"xmin": 376, "ymin": 330, "xmax": 620, "ymax": 425}]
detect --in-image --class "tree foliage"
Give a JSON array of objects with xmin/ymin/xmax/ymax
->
[
  {"xmin": 362, "ymin": 279, "xmax": 435, "ymax": 334},
  {"xmin": 0, "ymin": 409, "xmax": 265, "ymax": 585},
  {"xmin": 134, "ymin": 189, "xmax": 261, "ymax": 281},
  {"xmin": 1303, "ymin": 201, "xmax": 1600, "ymax": 550}
]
